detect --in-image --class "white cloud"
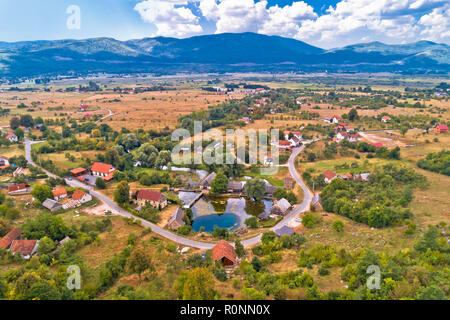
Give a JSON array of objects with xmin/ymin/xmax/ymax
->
[
  {"xmin": 135, "ymin": 0, "xmax": 203, "ymax": 37},
  {"xmin": 134, "ymin": 0, "xmax": 450, "ymax": 47},
  {"xmin": 419, "ymin": 6, "xmax": 450, "ymax": 40}
]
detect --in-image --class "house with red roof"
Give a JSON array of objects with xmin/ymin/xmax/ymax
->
[
  {"xmin": 0, "ymin": 155, "xmax": 10, "ymax": 169},
  {"xmin": 10, "ymin": 239, "xmax": 39, "ymax": 259},
  {"xmin": 80, "ymin": 104, "xmax": 89, "ymax": 111},
  {"xmin": 434, "ymin": 124, "xmax": 448, "ymax": 133},
  {"xmin": 323, "ymin": 170, "xmax": 337, "ymax": 184},
  {"xmin": 53, "ymin": 188, "xmax": 67, "ymax": 201},
  {"xmin": 8, "ymin": 183, "xmax": 30, "ymax": 195},
  {"xmin": 135, "ymin": 190, "xmax": 167, "ymax": 209},
  {"xmin": 70, "ymin": 167, "xmax": 87, "ymax": 177},
  {"xmin": 0, "ymin": 228, "xmax": 22, "ymax": 250},
  {"xmin": 6, "ymin": 133, "xmax": 18, "ymax": 142},
  {"xmin": 371, "ymin": 143, "xmax": 384, "ymax": 148},
  {"xmin": 212, "ymin": 240, "xmax": 237, "ymax": 267},
  {"xmin": 91, "ymin": 162, "xmax": 116, "ymax": 181},
  {"xmin": 381, "ymin": 116, "xmax": 391, "ymax": 123}
]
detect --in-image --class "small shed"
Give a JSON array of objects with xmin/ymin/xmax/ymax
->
[{"xmin": 42, "ymin": 199, "xmax": 63, "ymax": 212}]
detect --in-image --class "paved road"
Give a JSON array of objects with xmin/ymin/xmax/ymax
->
[{"xmin": 25, "ymin": 139, "xmax": 312, "ymax": 249}]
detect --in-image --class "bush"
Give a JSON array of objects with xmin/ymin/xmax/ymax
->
[
  {"xmin": 332, "ymin": 220, "xmax": 344, "ymax": 233},
  {"xmin": 302, "ymin": 213, "xmax": 322, "ymax": 228}
]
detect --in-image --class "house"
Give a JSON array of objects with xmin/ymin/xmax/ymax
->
[
  {"xmin": 168, "ymin": 208, "xmax": 185, "ymax": 231},
  {"xmin": 275, "ymin": 226, "xmax": 295, "ymax": 237},
  {"xmin": 289, "ymin": 136, "xmax": 301, "ymax": 147},
  {"xmin": 323, "ymin": 170, "xmax": 337, "ymax": 184},
  {"xmin": 72, "ymin": 189, "xmax": 92, "ymax": 203},
  {"xmin": 330, "ymin": 116, "xmax": 342, "ymax": 124},
  {"xmin": 70, "ymin": 167, "xmax": 87, "ymax": 177},
  {"xmin": 264, "ymin": 154, "xmax": 273, "ymax": 166},
  {"xmin": 42, "ymin": 199, "xmax": 63, "ymax": 212},
  {"xmin": 200, "ymin": 172, "xmax": 216, "ymax": 190},
  {"xmin": 6, "ymin": 133, "xmax": 18, "ymax": 142},
  {"xmin": 212, "ymin": 240, "xmax": 237, "ymax": 267},
  {"xmin": 53, "ymin": 188, "xmax": 67, "ymax": 201},
  {"xmin": 277, "ymin": 140, "xmax": 293, "ymax": 150},
  {"xmin": 284, "ymin": 131, "xmax": 302, "ymax": 141},
  {"xmin": 434, "ymin": 124, "xmax": 448, "ymax": 133},
  {"xmin": 10, "ymin": 240, "xmax": 39, "ymax": 259},
  {"xmin": 265, "ymin": 184, "xmax": 278, "ymax": 197},
  {"xmin": 135, "ymin": 190, "xmax": 167, "ymax": 209},
  {"xmin": 381, "ymin": 116, "xmax": 391, "ymax": 123},
  {"xmin": 8, "ymin": 183, "xmax": 30, "ymax": 195},
  {"xmin": 238, "ymin": 117, "xmax": 250, "ymax": 124},
  {"xmin": 284, "ymin": 177, "xmax": 294, "ymax": 190},
  {"xmin": 354, "ymin": 172, "xmax": 371, "ymax": 182},
  {"xmin": 228, "ymin": 181, "xmax": 244, "ymax": 193},
  {"xmin": 348, "ymin": 133, "xmax": 359, "ymax": 143},
  {"xmin": 270, "ymin": 198, "xmax": 291, "ymax": 216},
  {"xmin": 0, "ymin": 228, "xmax": 22, "ymax": 250},
  {"xmin": 311, "ymin": 193, "xmax": 322, "ymax": 211},
  {"xmin": 258, "ymin": 211, "xmax": 270, "ymax": 221},
  {"xmin": 90, "ymin": 162, "xmax": 116, "ymax": 181},
  {"xmin": 80, "ymin": 104, "xmax": 89, "ymax": 111},
  {"xmin": 336, "ymin": 132, "xmax": 348, "ymax": 142},
  {"xmin": 0, "ymin": 156, "xmax": 10, "ymax": 169}
]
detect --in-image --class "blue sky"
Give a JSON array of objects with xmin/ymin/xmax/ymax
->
[{"xmin": 0, "ymin": 0, "xmax": 449, "ymax": 48}]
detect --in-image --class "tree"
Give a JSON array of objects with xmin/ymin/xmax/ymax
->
[
  {"xmin": 127, "ymin": 248, "xmax": 153, "ymax": 282},
  {"xmin": 244, "ymin": 216, "xmax": 258, "ymax": 229},
  {"xmin": 114, "ymin": 181, "xmax": 130, "ymax": 205},
  {"xmin": 348, "ymin": 108, "xmax": 359, "ymax": 122},
  {"xmin": 14, "ymin": 128, "xmax": 24, "ymax": 140},
  {"xmin": 400, "ymin": 126, "xmax": 408, "ymax": 136},
  {"xmin": 28, "ymin": 280, "xmax": 61, "ymax": 300},
  {"xmin": 22, "ymin": 212, "xmax": 70, "ymax": 241},
  {"xmin": 244, "ymin": 178, "xmax": 266, "ymax": 201},
  {"xmin": 182, "ymin": 268, "xmax": 216, "ymax": 300},
  {"xmin": 0, "ymin": 218, "xmax": 12, "ymax": 237},
  {"xmin": 31, "ymin": 184, "xmax": 53, "ymax": 203},
  {"xmin": 10, "ymin": 116, "xmax": 20, "ymax": 130},
  {"xmin": 19, "ymin": 114, "xmax": 34, "ymax": 128},
  {"xmin": 235, "ymin": 240, "xmax": 245, "ymax": 258},
  {"xmin": 416, "ymin": 285, "xmax": 446, "ymax": 300},
  {"xmin": 95, "ymin": 177, "xmax": 106, "ymax": 189},
  {"xmin": 37, "ymin": 236, "xmax": 56, "ymax": 255},
  {"xmin": 210, "ymin": 170, "xmax": 228, "ymax": 194},
  {"xmin": 332, "ymin": 220, "xmax": 345, "ymax": 233}
]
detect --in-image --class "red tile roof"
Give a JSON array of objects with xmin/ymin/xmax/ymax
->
[
  {"xmin": 8, "ymin": 184, "xmax": 27, "ymax": 192},
  {"xmin": 137, "ymin": 190, "xmax": 164, "ymax": 202},
  {"xmin": 279, "ymin": 140, "xmax": 291, "ymax": 146},
  {"xmin": 53, "ymin": 188, "xmax": 67, "ymax": 198},
  {"xmin": 372, "ymin": 143, "xmax": 384, "ymax": 148},
  {"xmin": 0, "ymin": 228, "xmax": 22, "ymax": 249},
  {"xmin": 91, "ymin": 162, "xmax": 114, "ymax": 174},
  {"xmin": 72, "ymin": 189, "xmax": 86, "ymax": 200},
  {"xmin": 212, "ymin": 240, "xmax": 237, "ymax": 265},
  {"xmin": 436, "ymin": 124, "xmax": 448, "ymax": 130},
  {"xmin": 10, "ymin": 240, "xmax": 38, "ymax": 256},
  {"xmin": 70, "ymin": 167, "xmax": 87, "ymax": 175},
  {"xmin": 323, "ymin": 170, "xmax": 337, "ymax": 180}
]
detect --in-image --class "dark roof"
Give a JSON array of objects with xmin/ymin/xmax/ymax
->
[
  {"xmin": 275, "ymin": 226, "xmax": 295, "ymax": 237},
  {"xmin": 228, "ymin": 181, "xmax": 243, "ymax": 191},
  {"xmin": 265, "ymin": 184, "xmax": 278, "ymax": 194},
  {"xmin": 200, "ymin": 172, "xmax": 216, "ymax": 187},
  {"xmin": 258, "ymin": 212, "xmax": 270, "ymax": 220},
  {"xmin": 42, "ymin": 199, "xmax": 62, "ymax": 210},
  {"xmin": 168, "ymin": 208, "xmax": 185, "ymax": 227},
  {"xmin": 311, "ymin": 193, "xmax": 321, "ymax": 205}
]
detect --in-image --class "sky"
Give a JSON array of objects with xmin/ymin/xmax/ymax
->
[{"xmin": 0, "ymin": 0, "xmax": 449, "ymax": 49}]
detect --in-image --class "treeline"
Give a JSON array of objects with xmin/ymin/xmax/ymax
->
[
  {"xmin": 417, "ymin": 150, "xmax": 450, "ymax": 176},
  {"xmin": 321, "ymin": 164, "xmax": 427, "ymax": 228}
]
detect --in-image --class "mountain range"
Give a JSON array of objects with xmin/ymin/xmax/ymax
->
[{"xmin": 0, "ymin": 32, "xmax": 448, "ymax": 78}]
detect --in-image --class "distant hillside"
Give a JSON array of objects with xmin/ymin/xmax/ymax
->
[{"xmin": 0, "ymin": 33, "xmax": 448, "ymax": 78}]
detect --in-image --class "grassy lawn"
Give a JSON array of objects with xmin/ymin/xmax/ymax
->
[
  {"xmin": 38, "ymin": 150, "xmax": 98, "ymax": 170},
  {"xmin": 297, "ymin": 157, "xmax": 392, "ymax": 175},
  {"xmin": 0, "ymin": 144, "xmax": 24, "ymax": 158},
  {"xmin": 244, "ymin": 166, "xmax": 288, "ymax": 186}
]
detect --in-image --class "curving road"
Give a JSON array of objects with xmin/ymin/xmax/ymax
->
[{"xmin": 25, "ymin": 139, "xmax": 312, "ymax": 249}]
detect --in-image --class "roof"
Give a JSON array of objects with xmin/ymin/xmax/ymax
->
[
  {"xmin": 382, "ymin": 116, "xmax": 390, "ymax": 120},
  {"xmin": 200, "ymin": 172, "xmax": 216, "ymax": 186},
  {"xmin": 0, "ymin": 228, "xmax": 22, "ymax": 249},
  {"xmin": 279, "ymin": 140, "xmax": 291, "ymax": 146},
  {"xmin": 311, "ymin": 193, "xmax": 321, "ymax": 205},
  {"xmin": 6, "ymin": 133, "xmax": 17, "ymax": 139},
  {"xmin": 323, "ymin": 170, "xmax": 337, "ymax": 180},
  {"xmin": 70, "ymin": 167, "xmax": 87, "ymax": 175},
  {"xmin": 436, "ymin": 124, "xmax": 448, "ymax": 130},
  {"xmin": 228, "ymin": 181, "xmax": 243, "ymax": 190},
  {"xmin": 42, "ymin": 198, "xmax": 62, "ymax": 210},
  {"xmin": 10, "ymin": 240, "xmax": 38, "ymax": 256},
  {"xmin": 72, "ymin": 189, "xmax": 86, "ymax": 200},
  {"xmin": 8, "ymin": 183, "xmax": 27, "ymax": 192},
  {"xmin": 212, "ymin": 240, "xmax": 237, "ymax": 265},
  {"xmin": 275, "ymin": 226, "xmax": 295, "ymax": 237},
  {"xmin": 168, "ymin": 208, "xmax": 185, "ymax": 227},
  {"xmin": 273, "ymin": 198, "xmax": 291, "ymax": 212},
  {"xmin": 91, "ymin": 162, "xmax": 114, "ymax": 174},
  {"xmin": 265, "ymin": 184, "xmax": 278, "ymax": 194},
  {"xmin": 53, "ymin": 188, "xmax": 67, "ymax": 197},
  {"xmin": 258, "ymin": 212, "xmax": 270, "ymax": 220},
  {"xmin": 136, "ymin": 190, "xmax": 165, "ymax": 202},
  {"xmin": 371, "ymin": 143, "xmax": 384, "ymax": 148}
]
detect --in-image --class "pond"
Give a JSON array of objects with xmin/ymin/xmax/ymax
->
[{"xmin": 178, "ymin": 192, "xmax": 273, "ymax": 233}]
